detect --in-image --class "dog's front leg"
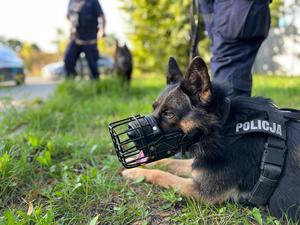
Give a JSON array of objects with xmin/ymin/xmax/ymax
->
[
  {"xmin": 145, "ymin": 158, "xmax": 193, "ymax": 177},
  {"xmin": 122, "ymin": 168, "xmax": 199, "ymax": 199}
]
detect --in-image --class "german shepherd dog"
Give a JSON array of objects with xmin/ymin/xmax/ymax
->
[
  {"xmin": 114, "ymin": 42, "xmax": 133, "ymax": 83},
  {"xmin": 122, "ymin": 57, "xmax": 300, "ymax": 221}
]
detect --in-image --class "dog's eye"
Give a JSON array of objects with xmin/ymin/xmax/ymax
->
[{"xmin": 163, "ymin": 110, "xmax": 175, "ymax": 119}]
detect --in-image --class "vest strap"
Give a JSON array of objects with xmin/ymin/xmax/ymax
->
[{"xmin": 247, "ymin": 112, "xmax": 287, "ymax": 205}]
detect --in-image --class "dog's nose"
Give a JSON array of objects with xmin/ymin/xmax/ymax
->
[{"xmin": 127, "ymin": 123, "xmax": 139, "ymax": 140}]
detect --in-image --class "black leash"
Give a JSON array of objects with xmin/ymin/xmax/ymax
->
[{"xmin": 189, "ymin": 0, "xmax": 201, "ymax": 62}]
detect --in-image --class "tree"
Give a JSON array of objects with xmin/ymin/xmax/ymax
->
[
  {"xmin": 270, "ymin": 0, "xmax": 283, "ymax": 27},
  {"xmin": 52, "ymin": 28, "xmax": 69, "ymax": 57},
  {"xmin": 0, "ymin": 37, "xmax": 24, "ymax": 52},
  {"xmin": 120, "ymin": 0, "xmax": 194, "ymax": 73}
]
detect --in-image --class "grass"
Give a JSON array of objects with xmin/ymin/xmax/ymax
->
[{"xmin": 0, "ymin": 74, "xmax": 300, "ymax": 224}]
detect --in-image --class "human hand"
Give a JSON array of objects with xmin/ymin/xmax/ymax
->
[{"xmin": 98, "ymin": 29, "xmax": 106, "ymax": 38}]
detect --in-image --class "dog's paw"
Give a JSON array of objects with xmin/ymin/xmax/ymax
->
[{"xmin": 121, "ymin": 168, "xmax": 146, "ymax": 181}]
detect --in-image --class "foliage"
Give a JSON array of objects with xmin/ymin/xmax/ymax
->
[
  {"xmin": 270, "ymin": 0, "xmax": 283, "ymax": 27},
  {"xmin": 0, "ymin": 74, "xmax": 300, "ymax": 224},
  {"xmin": 98, "ymin": 34, "xmax": 120, "ymax": 57},
  {"xmin": 120, "ymin": 0, "xmax": 197, "ymax": 73},
  {"xmin": 52, "ymin": 28, "xmax": 69, "ymax": 57},
  {"xmin": 19, "ymin": 43, "xmax": 58, "ymax": 75}
]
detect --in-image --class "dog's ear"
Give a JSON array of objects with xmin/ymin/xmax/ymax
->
[
  {"xmin": 115, "ymin": 39, "xmax": 120, "ymax": 50},
  {"xmin": 181, "ymin": 56, "xmax": 212, "ymax": 105},
  {"xmin": 167, "ymin": 57, "xmax": 183, "ymax": 85}
]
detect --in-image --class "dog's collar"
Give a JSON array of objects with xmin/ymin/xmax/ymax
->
[{"xmin": 221, "ymin": 97, "xmax": 231, "ymax": 126}]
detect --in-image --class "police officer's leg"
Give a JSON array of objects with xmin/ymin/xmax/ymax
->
[
  {"xmin": 83, "ymin": 44, "xmax": 100, "ymax": 80},
  {"xmin": 64, "ymin": 40, "xmax": 82, "ymax": 78},
  {"xmin": 212, "ymin": 36, "xmax": 264, "ymax": 97},
  {"xmin": 211, "ymin": 0, "xmax": 271, "ymax": 97},
  {"xmin": 198, "ymin": 0, "xmax": 214, "ymax": 38}
]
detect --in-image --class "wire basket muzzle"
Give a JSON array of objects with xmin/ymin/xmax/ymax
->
[{"xmin": 109, "ymin": 115, "xmax": 184, "ymax": 168}]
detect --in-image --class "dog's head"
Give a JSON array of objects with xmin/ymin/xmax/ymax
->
[
  {"xmin": 109, "ymin": 56, "xmax": 224, "ymax": 167},
  {"xmin": 114, "ymin": 42, "xmax": 132, "ymax": 67},
  {"xmin": 151, "ymin": 57, "xmax": 219, "ymax": 143}
]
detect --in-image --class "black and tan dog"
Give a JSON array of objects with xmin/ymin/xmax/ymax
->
[
  {"xmin": 114, "ymin": 42, "xmax": 132, "ymax": 83},
  {"xmin": 122, "ymin": 56, "xmax": 300, "ymax": 220}
]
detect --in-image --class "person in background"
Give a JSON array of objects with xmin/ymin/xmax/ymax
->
[
  {"xmin": 199, "ymin": 0, "xmax": 271, "ymax": 97},
  {"xmin": 64, "ymin": 0, "xmax": 106, "ymax": 80}
]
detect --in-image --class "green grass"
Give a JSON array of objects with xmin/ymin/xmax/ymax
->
[{"xmin": 0, "ymin": 74, "xmax": 300, "ymax": 224}]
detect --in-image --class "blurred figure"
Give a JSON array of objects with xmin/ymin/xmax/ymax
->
[
  {"xmin": 64, "ymin": 0, "xmax": 106, "ymax": 80},
  {"xmin": 199, "ymin": 0, "xmax": 271, "ymax": 97},
  {"xmin": 114, "ymin": 41, "xmax": 133, "ymax": 84}
]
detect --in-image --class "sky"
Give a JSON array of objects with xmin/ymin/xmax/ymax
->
[{"xmin": 0, "ymin": 0, "xmax": 127, "ymax": 52}]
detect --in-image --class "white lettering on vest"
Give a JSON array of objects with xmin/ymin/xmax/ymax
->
[
  {"xmin": 276, "ymin": 125, "xmax": 282, "ymax": 136},
  {"xmin": 235, "ymin": 120, "xmax": 283, "ymax": 137},
  {"xmin": 257, "ymin": 120, "xmax": 262, "ymax": 129},
  {"xmin": 262, "ymin": 121, "xmax": 269, "ymax": 131},
  {"xmin": 236, "ymin": 123, "xmax": 243, "ymax": 132},
  {"xmin": 270, "ymin": 122, "xmax": 276, "ymax": 133},
  {"xmin": 251, "ymin": 120, "xmax": 258, "ymax": 130},
  {"xmin": 243, "ymin": 122, "xmax": 250, "ymax": 131}
]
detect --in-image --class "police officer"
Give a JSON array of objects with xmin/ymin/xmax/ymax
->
[
  {"xmin": 64, "ymin": 0, "xmax": 106, "ymax": 80},
  {"xmin": 199, "ymin": 0, "xmax": 271, "ymax": 97}
]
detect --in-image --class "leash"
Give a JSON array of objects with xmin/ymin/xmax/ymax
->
[{"xmin": 189, "ymin": 0, "xmax": 201, "ymax": 62}]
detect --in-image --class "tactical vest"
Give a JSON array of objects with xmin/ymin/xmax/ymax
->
[{"xmin": 221, "ymin": 98, "xmax": 300, "ymax": 206}]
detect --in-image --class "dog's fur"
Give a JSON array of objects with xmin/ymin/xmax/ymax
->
[
  {"xmin": 114, "ymin": 42, "xmax": 132, "ymax": 83},
  {"xmin": 122, "ymin": 57, "xmax": 300, "ymax": 221}
]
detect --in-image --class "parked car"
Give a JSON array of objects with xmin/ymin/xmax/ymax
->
[
  {"xmin": 42, "ymin": 55, "xmax": 114, "ymax": 80},
  {"xmin": 0, "ymin": 46, "xmax": 25, "ymax": 85}
]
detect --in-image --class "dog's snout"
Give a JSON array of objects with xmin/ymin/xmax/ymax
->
[{"xmin": 127, "ymin": 122, "xmax": 139, "ymax": 140}]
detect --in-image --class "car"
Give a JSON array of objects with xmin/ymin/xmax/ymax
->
[
  {"xmin": 42, "ymin": 55, "xmax": 114, "ymax": 80},
  {"xmin": 0, "ymin": 45, "xmax": 25, "ymax": 85}
]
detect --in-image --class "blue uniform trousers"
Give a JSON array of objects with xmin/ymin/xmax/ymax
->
[
  {"xmin": 64, "ymin": 40, "xmax": 100, "ymax": 80},
  {"xmin": 199, "ymin": 0, "xmax": 271, "ymax": 96}
]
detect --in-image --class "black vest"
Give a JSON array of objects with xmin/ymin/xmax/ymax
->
[{"xmin": 222, "ymin": 98, "xmax": 300, "ymax": 205}]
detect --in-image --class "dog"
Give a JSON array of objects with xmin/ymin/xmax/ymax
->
[
  {"xmin": 122, "ymin": 56, "xmax": 300, "ymax": 221},
  {"xmin": 114, "ymin": 41, "xmax": 132, "ymax": 83}
]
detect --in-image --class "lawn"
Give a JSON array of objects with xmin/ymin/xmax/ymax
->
[{"xmin": 0, "ymin": 74, "xmax": 300, "ymax": 224}]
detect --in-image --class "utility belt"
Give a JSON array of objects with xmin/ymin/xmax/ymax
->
[
  {"xmin": 223, "ymin": 98, "xmax": 300, "ymax": 206},
  {"xmin": 73, "ymin": 38, "xmax": 97, "ymax": 46},
  {"xmin": 70, "ymin": 31, "xmax": 98, "ymax": 45}
]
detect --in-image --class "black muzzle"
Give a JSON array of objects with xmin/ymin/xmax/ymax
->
[{"xmin": 109, "ymin": 115, "xmax": 191, "ymax": 168}]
